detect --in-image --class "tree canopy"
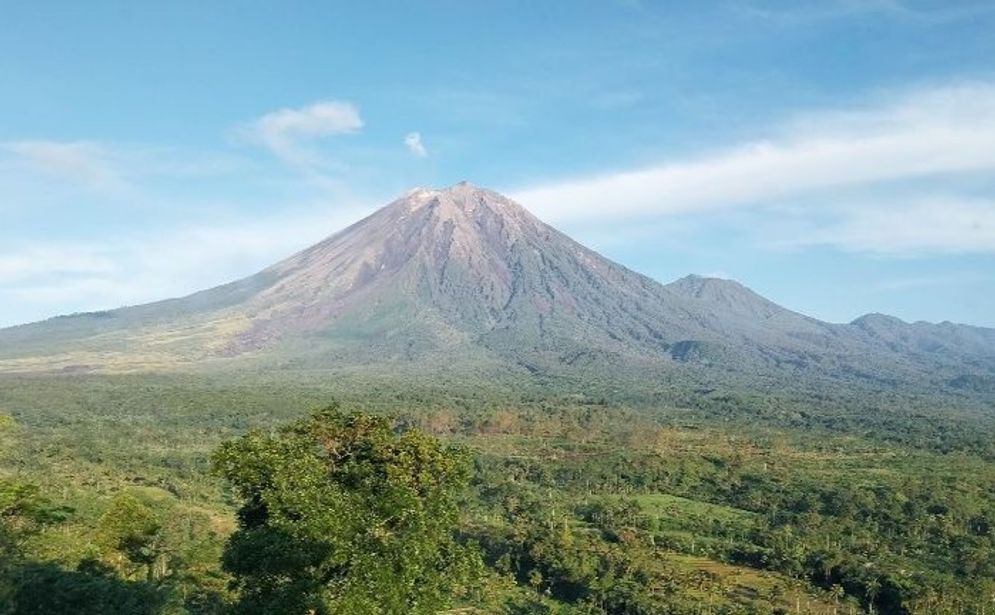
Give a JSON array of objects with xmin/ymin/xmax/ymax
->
[{"xmin": 211, "ymin": 405, "xmax": 481, "ymax": 614}]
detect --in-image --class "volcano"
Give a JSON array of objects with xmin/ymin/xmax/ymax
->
[{"xmin": 1, "ymin": 182, "xmax": 993, "ymax": 393}]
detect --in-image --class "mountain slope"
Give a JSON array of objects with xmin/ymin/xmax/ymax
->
[{"xmin": 0, "ymin": 183, "xmax": 993, "ymax": 391}]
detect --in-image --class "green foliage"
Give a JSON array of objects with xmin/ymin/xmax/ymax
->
[
  {"xmin": 212, "ymin": 405, "xmax": 483, "ymax": 614},
  {"xmin": 3, "ymin": 372, "xmax": 995, "ymax": 613},
  {"xmin": 0, "ymin": 481, "xmax": 71, "ymax": 562},
  {"xmin": 99, "ymin": 493, "xmax": 165, "ymax": 581},
  {"xmin": 1, "ymin": 481, "xmax": 66, "ymax": 544},
  {"xmin": 0, "ymin": 479, "xmax": 72, "ymax": 611}
]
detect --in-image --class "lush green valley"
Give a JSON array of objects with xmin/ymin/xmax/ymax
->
[{"xmin": 2, "ymin": 373, "xmax": 994, "ymax": 614}]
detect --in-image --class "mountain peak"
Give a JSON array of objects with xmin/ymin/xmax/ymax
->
[
  {"xmin": 667, "ymin": 274, "xmax": 749, "ymax": 298},
  {"xmin": 393, "ymin": 182, "xmax": 534, "ymax": 227},
  {"xmin": 404, "ymin": 181, "xmax": 491, "ymax": 199},
  {"xmin": 852, "ymin": 313, "xmax": 907, "ymax": 328},
  {"xmin": 665, "ymin": 274, "xmax": 799, "ymax": 322}
]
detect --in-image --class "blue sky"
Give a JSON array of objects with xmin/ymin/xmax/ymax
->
[{"xmin": 2, "ymin": 0, "xmax": 994, "ymax": 327}]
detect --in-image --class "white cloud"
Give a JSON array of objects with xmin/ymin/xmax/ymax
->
[
  {"xmin": 513, "ymin": 83, "xmax": 995, "ymax": 222},
  {"xmin": 404, "ymin": 132, "xmax": 428, "ymax": 158},
  {"xmin": 511, "ymin": 82, "xmax": 995, "ymax": 255},
  {"xmin": 2, "ymin": 141, "xmax": 129, "ymax": 194},
  {"xmin": 240, "ymin": 100, "xmax": 363, "ymax": 168}
]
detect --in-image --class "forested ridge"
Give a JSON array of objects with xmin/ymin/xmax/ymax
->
[{"xmin": 1, "ymin": 374, "xmax": 995, "ymax": 613}]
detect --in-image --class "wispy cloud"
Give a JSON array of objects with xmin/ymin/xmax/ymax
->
[
  {"xmin": 0, "ymin": 244, "xmax": 117, "ymax": 284},
  {"xmin": 788, "ymin": 197, "xmax": 995, "ymax": 256},
  {"xmin": 2, "ymin": 141, "xmax": 130, "ymax": 194},
  {"xmin": 0, "ymin": 140, "xmax": 246, "ymax": 206},
  {"xmin": 738, "ymin": 0, "xmax": 995, "ymax": 25},
  {"xmin": 404, "ymin": 132, "xmax": 428, "ymax": 158},
  {"xmin": 512, "ymin": 81, "xmax": 995, "ymax": 255},
  {"xmin": 239, "ymin": 100, "xmax": 363, "ymax": 169},
  {"xmin": 873, "ymin": 271, "xmax": 991, "ymax": 292}
]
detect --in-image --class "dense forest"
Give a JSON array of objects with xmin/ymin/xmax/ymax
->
[{"xmin": 2, "ymin": 373, "xmax": 995, "ymax": 613}]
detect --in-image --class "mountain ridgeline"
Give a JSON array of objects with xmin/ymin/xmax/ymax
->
[{"xmin": 1, "ymin": 182, "xmax": 993, "ymax": 396}]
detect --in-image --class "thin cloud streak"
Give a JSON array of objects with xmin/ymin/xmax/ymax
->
[
  {"xmin": 786, "ymin": 198, "xmax": 995, "ymax": 256},
  {"xmin": 0, "ymin": 245, "xmax": 118, "ymax": 284},
  {"xmin": 2, "ymin": 141, "xmax": 130, "ymax": 194},
  {"xmin": 513, "ymin": 82, "xmax": 995, "ymax": 223},
  {"xmin": 512, "ymin": 82, "xmax": 995, "ymax": 255},
  {"xmin": 738, "ymin": 0, "xmax": 995, "ymax": 26},
  {"xmin": 0, "ymin": 140, "xmax": 248, "ymax": 209},
  {"xmin": 873, "ymin": 271, "xmax": 991, "ymax": 292}
]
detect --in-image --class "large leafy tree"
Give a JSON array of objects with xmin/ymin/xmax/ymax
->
[
  {"xmin": 98, "ymin": 493, "xmax": 165, "ymax": 582},
  {"xmin": 212, "ymin": 405, "xmax": 481, "ymax": 615}
]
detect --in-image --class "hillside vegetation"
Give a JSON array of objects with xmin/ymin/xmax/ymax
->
[{"xmin": 2, "ymin": 373, "xmax": 995, "ymax": 613}]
